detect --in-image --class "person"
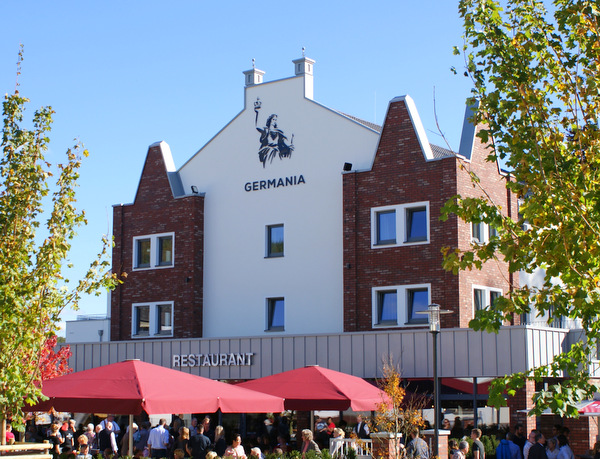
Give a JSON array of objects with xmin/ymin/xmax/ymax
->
[
  {"xmin": 556, "ymin": 435, "xmax": 574, "ymax": 459},
  {"xmin": 77, "ymin": 434, "xmax": 89, "ymax": 452},
  {"xmin": 250, "ymin": 447, "xmax": 263, "ymax": 459},
  {"xmin": 77, "ymin": 443, "xmax": 93, "ymax": 459},
  {"xmin": 136, "ymin": 421, "xmax": 151, "ymax": 454},
  {"xmin": 551, "ymin": 426, "xmax": 562, "ymax": 440},
  {"xmin": 91, "ymin": 424, "xmax": 103, "ymax": 453},
  {"xmin": 63, "ymin": 419, "xmax": 77, "ymax": 450},
  {"xmin": 190, "ymin": 425, "xmax": 212, "ymax": 459},
  {"xmin": 100, "ymin": 416, "xmax": 121, "ymax": 434},
  {"xmin": 215, "ymin": 425, "xmax": 227, "ymax": 457},
  {"xmin": 314, "ymin": 416, "xmax": 328, "ymax": 448},
  {"xmin": 206, "ymin": 453, "xmax": 218, "ymax": 459},
  {"xmin": 276, "ymin": 435, "xmax": 290, "ymax": 454},
  {"xmin": 442, "ymin": 419, "xmax": 451, "ymax": 431},
  {"xmin": 471, "ymin": 429, "xmax": 485, "ymax": 459},
  {"xmin": 453, "ymin": 441, "xmax": 469, "ymax": 459},
  {"xmin": 524, "ymin": 431, "xmax": 538, "ymax": 459},
  {"xmin": 514, "ymin": 425, "xmax": 527, "ymax": 453},
  {"xmin": 449, "ymin": 439, "xmax": 459, "ymax": 459},
  {"xmin": 528, "ymin": 432, "xmax": 548, "ymax": 459},
  {"xmin": 591, "ymin": 441, "xmax": 600, "ymax": 459},
  {"xmin": 497, "ymin": 433, "xmax": 523, "ymax": 459},
  {"xmin": 98, "ymin": 421, "xmax": 119, "ymax": 457},
  {"xmin": 326, "ymin": 417, "xmax": 336, "ymax": 437},
  {"xmin": 406, "ymin": 427, "xmax": 429, "ymax": 459},
  {"xmin": 121, "ymin": 423, "xmax": 139, "ymax": 457},
  {"xmin": 450, "ymin": 418, "xmax": 464, "ymax": 440},
  {"xmin": 353, "ymin": 415, "xmax": 370, "ymax": 439},
  {"xmin": 84, "ymin": 424, "xmax": 95, "ymax": 445},
  {"xmin": 330, "ymin": 427, "xmax": 346, "ymax": 458},
  {"xmin": 173, "ymin": 426, "xmax": 190, "ymax": 458},
  {"xmin": 546, "ymin": 438, "xmax": 559, "ymax": 459},
  {"xmin": 300, "ymin": 429, "xmax": 320, "ymax": 459},
  {"xmin": 202, "ymin": 416, "xmax": 214, "ymax": 443},
  {"xmin": 48, "ymin": 423, "xmax": 63, "ymax": 459},
  {"xmin": 5, "ymin": 423, "xmax": 15, "ymax": 445},
  {"xmin": 224, "ymin": 433, "xmax": 247, "ymax": 459},
  {"xmin": 148, "ymin": 419, "xmax": 170, "ymax": 459}
]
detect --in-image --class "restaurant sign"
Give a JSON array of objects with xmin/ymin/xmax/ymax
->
[{"xmin": 172, "ymin": 352, "xmax": 254, "ymax": 368}]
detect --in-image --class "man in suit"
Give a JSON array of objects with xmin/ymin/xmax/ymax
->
[{"xmin": 353, "ymin": 415, "xmax": 370, "ymax": 439}]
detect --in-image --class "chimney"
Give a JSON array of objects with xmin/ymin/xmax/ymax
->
[
  {"xmin": 243, "ymin": 59, "xmax": 265, "ymax": 87},
  {"xmin": 292, "ymin": 52, "xmax": 315, "ymax": 100}
]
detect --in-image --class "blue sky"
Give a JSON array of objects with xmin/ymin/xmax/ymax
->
[{"xmin": 0, "ymin": 1, "xmax": 474, "ymax": 331}]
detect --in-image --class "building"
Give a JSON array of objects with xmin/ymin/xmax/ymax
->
[{"xmin": 66, "ymin": 56, "xmax": 598, "ymax": 453}]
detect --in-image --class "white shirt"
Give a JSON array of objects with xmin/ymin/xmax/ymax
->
[{"xmin": 148, "ymin": 425, "xmax": 169, "ymax": 450}]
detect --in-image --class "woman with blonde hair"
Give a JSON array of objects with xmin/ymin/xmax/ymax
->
[
  {"xmin": 215, "ymin": 425, "xmax": 227, "ymax": 456},
  {"xmin": 329, "ymin": 428, "xmax": 345, "ymax": 457},
  {"xmin": 300, "ymin": 429, "xmax": 320, "ymax": 458}
]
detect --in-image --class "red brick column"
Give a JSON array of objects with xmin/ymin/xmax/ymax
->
[
  {"xmin": 295, "ymin": 412, "xmax": 311, "ymax": 449},
  {"xmin": 422, "ymin": 429, "xmax": 449, "ymax": 458},
  {"xmin": 507, "ymin": 379, "xmax": 536, "ymax": 433},
  {"xmin": 563, "ymin": 416, "xmax": 598, "ymax": 456},
  {"xmin": 371, "ymin": 433, "xmax": 403, "ymax": 459}
]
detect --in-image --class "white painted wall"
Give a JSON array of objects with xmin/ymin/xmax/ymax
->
[
  {"xmin": 178, "ymin": 73, "xmax": 379, "ymax": 338},
  {"xmin": 65, "ymin": 317, "xmax": 111, "ymax": 343}
]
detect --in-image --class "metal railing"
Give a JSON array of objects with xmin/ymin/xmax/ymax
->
[{"xmin": 329, "ymin": 438, "xmax": 373, "ymax": 458}]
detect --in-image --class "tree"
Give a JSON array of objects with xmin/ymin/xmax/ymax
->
[
  {"xmin": 0, "ymin": 48, "xmax": 118, "ymax": 435},
  {"xmin": 443, "ymin": 0, "xmax": 600, "ymax": 415},
  {"xmin": 39, "ymin": 336, "xmax": 72, "ymax": 381},
  {"xmin": 370, "ymin": 361, "xmax": 426, "ymax": 458}
]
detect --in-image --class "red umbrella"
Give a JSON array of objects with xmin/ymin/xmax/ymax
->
[
  {"xmin": 237, "ymin": 365, "xmax": 389, "ymax": 411},
  {"xmin": 31, "ymin": 359, "xmax": 285, "ymax": 414},
  {"xmin": 579, "ymin": 400, "xmax": 600, "ymax": 415}
]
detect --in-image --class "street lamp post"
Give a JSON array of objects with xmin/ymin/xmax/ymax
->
[{"xmin": 417, "ymin": 303, "xmax": 451, "ymax": 458}]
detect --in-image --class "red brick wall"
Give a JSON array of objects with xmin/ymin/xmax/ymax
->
[
  {"xmin": 342, "ymin": 98, "xmax": 515, "ymax": 331},
  {"xmin": 110, "ymin": 143, "xmax": 205, "ymax": 340}
]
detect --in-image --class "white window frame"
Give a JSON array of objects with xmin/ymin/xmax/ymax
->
[
  {"xmin": 131, "ymin": 301, "xmax": 174, "ymax": 338},
  {"xmin": 472, "ymin": 285, "xmax": 503, "ymax": 315},
  {"xmin": 371, "ymin": 201, "xmax": 430, "ymax": 248},
  {"xmin": 132, "ymin": 232, "xmax": 175, "ymax": 270},
  {"xmin": 372, "ymin": 283, "xmax": 431, "ymax": 328},
  {"xmin": 471, "ymin": 222, "xmax": 497, "ymax": 244}
]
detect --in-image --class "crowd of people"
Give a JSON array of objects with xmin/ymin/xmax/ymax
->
[
  {"xmin": 492, "ymin": 424, "xmax": 575, "ymax": 459},
  {"xmin": 14, "ymin": 414, "xmax": 302, "ymax": 459}
]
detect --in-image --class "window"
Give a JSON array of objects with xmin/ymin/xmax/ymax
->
[
  {"xmin": 132, "ymin": 302, "xmax": 174, "ymax": 338},
  {"xmin": 157, "ymin": 304, "xmax": 172, "ymax": 335},
  {"xmin": 406, "ymin": 207, "xmax": 427, "ymax": 242},
  {"xmin": 266, "ymin": 298, "xmax": 284, "ymax": 331},
  {"xmin": 133, "ymin": 232, "xmax": 174, "ymax": 270},
  {"xmin": 407, "ymin": 288, "xmax": 429, "ymax": 323},
  {"xmin": 266, "ymin": 225, "xmax": 284, "ymax": 257},
  {"xmin": 134, "ymin": 305, "xmax": 150, "ymax": 336},
  {"xmin": 473, "ymin": 286, "xmax": 503, "ymax": 313},
  {"xmin": 372, "ymin": 284, "xmax": 431, "ymax": 327},
  {"xmin": 377, "ymin": 291, "xmax": 398, "ymax": 325},
  {"xmin": 371, "ymin": 202, "xmax": 430, "ymax": 248},
  {"xmin": 158, "ymin": 236, "xmax": 173, "ymax": 266},
  {"xmin": 136, "ymin": 239, "xmax": 151, "ymax": 268},
  {"xmin": 376, "ymin": 211, "xmax": 396, "ymax": 245},
  {"xmin": 471, "ymin": 222, "xmax": 497, "ymax": 244}
]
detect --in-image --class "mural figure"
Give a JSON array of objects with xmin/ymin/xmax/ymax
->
[{"xmin": 254, "ymin": 98, "xmax": 294, "ymax": 168}]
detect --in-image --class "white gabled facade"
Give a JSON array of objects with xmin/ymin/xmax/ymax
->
[{"xmin": 177, "ymin": 59, "xmax": 380, "ymax": 338}]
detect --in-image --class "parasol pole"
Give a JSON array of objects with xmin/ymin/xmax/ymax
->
[{"xmin": 129, "ymin": 415, "xmax": 134, "ymax": 457}]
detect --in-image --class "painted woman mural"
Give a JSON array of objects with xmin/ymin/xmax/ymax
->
[{"xmin": 254, "ymin": 98, "xmax": 294, "ymax": 168}]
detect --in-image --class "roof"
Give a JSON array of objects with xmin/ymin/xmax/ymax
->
[
  {"xmin": 430, "ymin": 143, "xmax": 455, "ymax": 159},
  {"xmin": 338, "ymin": 112, "xmax": 382, "ymax": 132}
]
